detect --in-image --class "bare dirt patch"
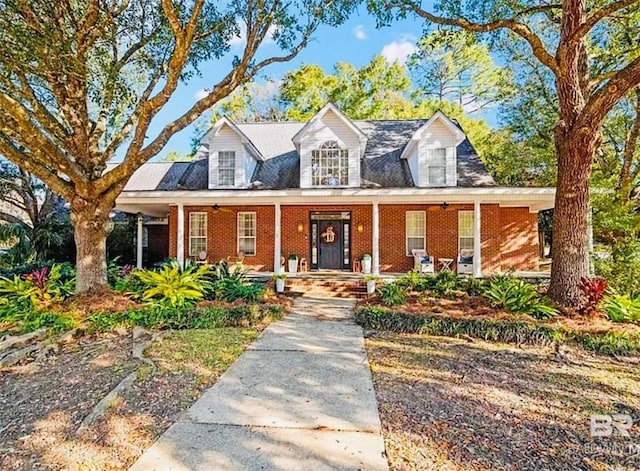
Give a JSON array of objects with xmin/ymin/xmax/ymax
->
[
  {"xmin": 0, "ymin": 328, "xmax": 259, "ymax": 470},
  {"xmin": 366, "ymin": 332, "xmax": 640, "ymax": 471}
]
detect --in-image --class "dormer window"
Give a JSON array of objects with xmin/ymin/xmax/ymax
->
[
  {"xmin": 427, "ymin": 148, "xmax": 447, "ymax": 185},
  {"xmin": 311, "ymin": 141, "xmax": 348, "ymax": 187},
  {"xmin": 218, "ymin": 151, "xmax": 236, "ymax": 186}
]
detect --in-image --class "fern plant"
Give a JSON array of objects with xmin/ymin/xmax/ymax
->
[{"xmin": 135, "ymin": 260, "xmax": 211, "ymax": 306}]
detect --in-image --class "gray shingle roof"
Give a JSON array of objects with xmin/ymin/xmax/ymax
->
[{"xmin": 121, "ymin": 117, "xmax": 496, "ymax": 191}]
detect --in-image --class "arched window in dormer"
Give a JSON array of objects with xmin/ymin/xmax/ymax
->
[{"xmin": 311, "ymin": 141, "xmax": 349, "ymax": 186}]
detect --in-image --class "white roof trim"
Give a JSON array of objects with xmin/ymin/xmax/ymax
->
[
  {"xmin": 291, "ymin": 103, "xmax": 368, "ymax": 156},
  {"xmin": 116, "ymin": 187, "xmax": 556, "ymax": 213},
  {"xmin": 400, "ymin": 110, "xmax": 466, "ymax": 159},
  {"xmin": 206, "ymin": 117, "xmax": 265, "ymax": 162}
]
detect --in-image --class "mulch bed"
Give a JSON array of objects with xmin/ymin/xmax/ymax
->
[
  {"xmin": 358, "ymin": 294, "xmax": 640, "ymax": 337},
  {"xmin": 366, "ymin": 332, "xmax": 640, "ymax": 470}
]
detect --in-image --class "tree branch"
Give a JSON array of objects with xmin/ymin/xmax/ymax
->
[
  {"xmin": 575, "ymin": 0, "xmax": 640, "ymax": 39},
  {"xmin": 405, "ymin": 3, "xmax": 558, "ymax": 74}
]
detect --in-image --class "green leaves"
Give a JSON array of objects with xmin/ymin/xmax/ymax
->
[
  {"xmin": 601, "ymin": 294, "xmax": 640, "ymax": 324},
  {"xmin": 482, "ymin": 276, "xmax": 557, "ymax": 319},
  {"xmin": 134, "ymin": 260, "xmax": 211, "ymax": 307}
]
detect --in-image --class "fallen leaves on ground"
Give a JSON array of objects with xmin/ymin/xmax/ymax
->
[{"xmin": 366, "ymin": 333, "xmax": 640, "ymax": 471}]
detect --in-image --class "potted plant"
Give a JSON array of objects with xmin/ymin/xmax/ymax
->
[
  {"xmin": 361, "ymin": 254, "xmax": 372, "ymax": 274},
  {"xmin": 288, "ymin": 254, "xmax": 299, "ymax": 274},
  {"xmin": 363, "ymin": 274, "xmax": 379, "ymax": 295},
  {"xmin": 270, "ymin": 273, "xmax": 288, "ymax": 293}
]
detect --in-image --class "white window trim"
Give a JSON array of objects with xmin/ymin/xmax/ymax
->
[
  {"xmin": 426, "ymin": 147, "xmax": 447, "ymax": 186},
  {"xmin": 311, "ymin": 141, "xmax": 349, "ymax": 187},
  {"xmin": 218, "ymin": 150, "xmax": 236, "ymax": 187},
  {"xmin": 188, "ymin": 212, "xmax": 207, "ymax": 257},
  {"xmin": 458, "ymin": 210, "xmax": 474, "ymax": 253},
  {"xmin": 405, "ymin": 210, "xmax": 426, "ymax": 256},
  {"xmin": 237, "ymin": 211, "xmax": 256, "ymax": 256}
]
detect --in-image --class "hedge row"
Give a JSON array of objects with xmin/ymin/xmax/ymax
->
[{"xmin": 355, "ymin": 306, "xmax": 640, "ymax": 356}]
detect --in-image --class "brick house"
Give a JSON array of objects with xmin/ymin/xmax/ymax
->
[{"xmin": 115, "ymin": 103, "xmax": 554, "ymax": 275}]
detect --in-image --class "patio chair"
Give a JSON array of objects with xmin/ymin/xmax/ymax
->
[
  {"xmin": 457, "ymin": 249, "xmax": 474, "ymax": 275},
  {"xmin": 411, "ymin": 249, "xmax": 435, "ymax": 274},
  {"xmin": 195, "ymin": 251, "xmax": 209, "ymax": 265}
]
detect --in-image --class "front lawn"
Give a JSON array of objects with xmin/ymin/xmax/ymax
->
[
  {"xmin": 0, "ymin": 327, "xmax": 262, "ymax": 470},
  {"xmin": 366, "ymin": 332, "xmax": 640, "ymax": 471}
]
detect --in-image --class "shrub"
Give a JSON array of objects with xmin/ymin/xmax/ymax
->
[
  {"xmin": 601, "ymin": 294, "xmax": 640, "ymax": 324},
  {"xmin": 215, "ymin": 280, "xmax": 264, "ymax": 303},
  {"xmin": 431, "ymin": 271, "xmax": 462, "ymax": 298},
  {"xmin": 578, "ymin": 276, "xmax": 607, "ymax": 316},
  {"xmin": 86, "ymin": 303, "xmax": 284, "ymax": 332},
  {"xmin": 378, "ymin": 281, "xmax": 406, "ymax": 307},
  {"xmin": 593, "ymin": 240, "xmax": 640, "ymax": 297},
  {"xmin": 355, "ymin": 306, "xmax": 640, "ymax": 356},
  {"xmin": 0, "ymin": 263, "xmax": 74, "ymax": 314},
  {"xmin": 482, "ymin": 276, "xmax": 557, "ymax": 319},
  {"xmin": 135, "ymin": 260, "xmax": 211, "ymax": 306}
]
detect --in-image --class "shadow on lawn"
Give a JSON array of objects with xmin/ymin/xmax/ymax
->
[{"xmin": 367, "ymin": 333, "xmax": 640, "ymax": 471}]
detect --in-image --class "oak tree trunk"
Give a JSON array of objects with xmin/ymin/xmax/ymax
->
[
  {"xmin": 70, "ymin": 200, "xmax": 112, "ymax": 294},
  {"xmin": 548, "ymin": 127, "xmax": 596, "ymax": 307}
]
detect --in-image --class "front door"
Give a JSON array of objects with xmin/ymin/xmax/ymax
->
[{"xmin": 318, "ymin": 220, "xmax": 342, "ymax": 269}]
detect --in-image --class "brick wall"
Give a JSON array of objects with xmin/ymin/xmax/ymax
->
[
  {"xmin": 166, "ymin": 203, "xmax": 540, "ymax": 273},
  {"xmin": 499, "ymin": 207, "xmax": 540, "ymax": 271}
]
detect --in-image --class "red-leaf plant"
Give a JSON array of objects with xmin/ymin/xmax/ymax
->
[
  {"xmin": 578, "ymin": 276, "xmax": 608, "ymax": 316},
  {"xmin": 24, "ymin": 266, "xmax": 49, "ymax": 291}
]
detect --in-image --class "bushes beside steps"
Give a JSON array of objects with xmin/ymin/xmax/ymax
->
[{"xmin": 355, "ymin": 306, "xmax": 640, "ymax": 356}]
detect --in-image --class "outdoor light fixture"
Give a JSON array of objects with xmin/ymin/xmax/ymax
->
[
  {"xmin": 357, "ymin": 223, "xmax": 364, "ymax": 233},
  {"xmin": 441, "ymin": 202, "xmax": 449, "ymax": 210},
  {"xmin": 297, "ymin": 222, "xmax": 304, "ymax": 232}
]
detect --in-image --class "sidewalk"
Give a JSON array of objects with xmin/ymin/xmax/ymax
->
[{"xmin": 130, "ymin": 296, "xmax": 388, "ymax": 471}]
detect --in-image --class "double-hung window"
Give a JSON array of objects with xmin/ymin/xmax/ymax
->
[
  {"xmin": 406, "ymin": 211, "xmax": 426, "ymax": 255},
  {"xmin": 189, "ymin": 212, "xmax": 207, "ymax": 257},
  {"xmin": 458, "ymin": 211, "xmax": 474, "ymax": 252},
  {"xmin": 311, "ymin": 141, "xmax": 349, "ymax": 186},
  {"xmin": 218, "ymin": 151, "xmax": 236, "ymax": 186},
  {"xmin": 427, "ymin": 148, "xmax": 447, "ymax": 186},
  {"xmin": 237, "ymin": 212, "xmax": 256, "ymax": 256}
]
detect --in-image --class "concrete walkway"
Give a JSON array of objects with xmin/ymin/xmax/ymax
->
[{"xmin": 130, "ymin": 296, "xmax": 388, "ymax": 471}]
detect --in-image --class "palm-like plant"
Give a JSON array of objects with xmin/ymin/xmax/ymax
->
[{"xmin": 135, "ymin": 260, "xmax": 211, "ymax": 306}]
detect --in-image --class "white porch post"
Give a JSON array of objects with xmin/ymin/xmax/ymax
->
[
  {"xmin": 177, "ymin": 203, "xmax": 185, "ymax": 269},
  {"xmin": 372, "ymin": 202, "xmax": 380, "ymax": 275},
  {"xmin": 274, "ymin": 203, "xmax": 281, "ymax": 274},
  {"xmin": 136, "ymin": 213, "xmax": 144, "ymax": 269},
  {"xmin": 473, "ymin": 201, "xmax": 482, "ymax": 277}
]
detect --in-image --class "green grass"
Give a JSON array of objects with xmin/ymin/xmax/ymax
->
[{"xmin": 149, "ymin": 328, "xmax": 259, "ymax": 382}]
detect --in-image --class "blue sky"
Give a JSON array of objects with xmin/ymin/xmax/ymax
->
[{"xmin": 149, "ymin": 6, "xmax": 434, "ymax": 159}]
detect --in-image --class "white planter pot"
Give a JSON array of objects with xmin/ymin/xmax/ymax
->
[
  {"xmin": 366, "ymin": 280, "xmax": 376, "ymax": 295},
  {"xmin": 288, "ymin": 259, "xmax": 298, "ymax": 274},
  {"xmin": 362, "ymin": 259, "xmax": 372, "ymax": 274},
  {"xmin": 276, "ymin": 278, "xmax": 285, "ymax": 293}
]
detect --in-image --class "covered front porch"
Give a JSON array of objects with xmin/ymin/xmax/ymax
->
[{"xmin": 115, "ymin": 187, "xmax": 555, "ymax": 276}]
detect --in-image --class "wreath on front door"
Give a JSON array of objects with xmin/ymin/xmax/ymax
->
[{"xmin": 321, "ymin": 225, "xmax": 336, "ymax": 243}]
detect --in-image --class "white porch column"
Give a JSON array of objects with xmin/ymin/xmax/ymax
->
[
  {"xmin": 177, "ymin": 203, "xmax": 185, "ymax": 269},
  {"xmin": 372, "ymin": 202, "xmax": 380, "ymax": 275},
  {"xmin": 136, "ymin": 213, "xmax": 144, "ymax": 269},
  {"xmin": 473, "ymin": 201, "xmax": 482, "ymax": 277},
  {"xmin": 274, "ymin": 203, "xmax": 281, "ymax": 274}
]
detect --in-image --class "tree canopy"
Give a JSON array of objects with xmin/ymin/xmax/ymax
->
[
  {"xmin": 0, "ymin": 0, "xmax": 358, "ymax": 292},
  {"xmin": 371, "ymin": 0, "xmax": 640, "ymax": 306}
]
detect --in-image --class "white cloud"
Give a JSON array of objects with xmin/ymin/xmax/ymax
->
[
  {"xmin": 195, "ymin": 89, "xmax": 209, "ymax": 100},
  {"xmin": 381, "ymin": 34, "xmax": 418, "ymax": 64},
  {"xmin": 229, "ymin": 22, "xmax": 277, "ymax": 47},
  {"xmin": 353, "ymin": 24, "xmax": 367, "ymax": 40}
]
